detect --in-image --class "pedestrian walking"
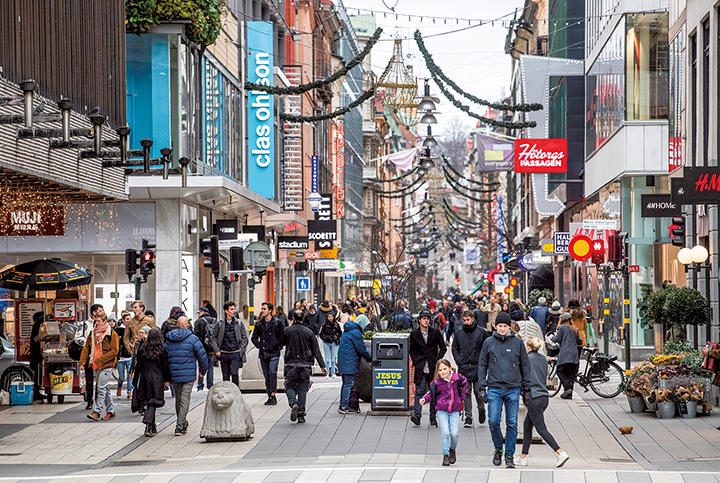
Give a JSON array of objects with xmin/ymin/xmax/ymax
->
[
  {"xmin": 125, "ymin": 301, "xmax": 156, "ymax": 356},
  {"xmin": 477, "ymin": 312, "xmax": 531, "ymax": 468},
  {"xmin": 451, "ymin": 310, "xmax": 489, "ymax": 427},
  {"xmin": 214, "ymin": 301, "xmax": 249, "ymax": 386},
  {"xmin": 337, "ymin": 315, "xmax": 372, "ymax": 414},
  {"xmin": 512, "ymin": 310, "xmax": 546, "ymax": 356},
  {"xmin": 80, "ymin": 313, "xmax": 119, "ymax": 421},
  {"xmin": 115, "ymin": 310, "xmax": 134, "ymax": 398},
  {"xmin": 276, "ymin": 306, "xmax": 288, "ymax": 327},
  {"xmin": 428, "ymin": 300, "xmax": 447, "ymax": 332},
  {"xmin": 567, "ymin": 299, "xmax": 588, "ymax": 351},
  {"xmin": 252, "ymin": 302, "xmax": 285, "ymax": 405},
  {"xmin": 546, "ymin": 301, "xmax": 562, "ymax": 335},
  {"xmin": 165, "ymin": 317, "xmax": 208, "ymax": 435},
  {"xmin": 194, "ymin": 306, "xmax": 217, "ymax": 391},
  {"xmin": 528, "ymin": 297, "xmax": 550, "ymax": 334},
  {"xmin": 161, "ymin": 306, "xmax": 185, "ymax": 338},
  {"xmin": 515, "ymin": 337, "xmax": 570, "ymax": 467},
  {"xmin": 77, "ymin": 304, "xmax": 103, "ymax": 409},
  {"xmin": 552, "ymin": 312, "xmax": 582, "ymax": 399},
  {"xmin": 419, "ymin": 359, "xmax": 467, "ymax": 466},
  {"xmin": 30, "ymin": 312, "xmax": 46, "ymax": 403},
  {"xmin": 319, "ymin": 311, "xmax": 342, "ymax": 377},
  {"xmin": 132, "ymin": 328, "xmax": 170, "ymax": 437},
  {"xmin": 484, "ymin": 295, "xmax": 502, "ymax": 331},
  {"xmin": 409, "ymin": 309, "xmax": 446, "ymax": 427},
  {"xmin": 312, "ymin": 300, "xmax": 336, "ymax": 335},
  {"xmin": 283, "ymin": 309, "xmax": 327, "ymax": 423},
  {"xmin": 473, "ymin": 304, "xmax": 489, "ymax": 331}
]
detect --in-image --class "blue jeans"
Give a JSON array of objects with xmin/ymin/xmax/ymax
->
[
  {"xmin": 340, "ymin": 374, "xmax": 355, "ymax": 408},
  {"xmin": 487, "ymin": 387, "xmax": 521, "ymax": 456},
  {"xmin": 260, "ymin": 352, "xmax": 280, "ymax": 396},
  {"xmin": 413, "ymin": 373, "xmax": 437, "ymax": 420},
  {"xmin": 197, "ymin": 353, "xmax": 215, "ymax": 389},
  {"xmin": 116, "ymin": 358, "xmax": 132, "ymax": 393},
  {"xmin": 323, "ymin": 343, "xmax": 339, "ymax": 375},
  {"xmin": 436, "ymin": 410, "xmax": 460, "ymax": 456}
]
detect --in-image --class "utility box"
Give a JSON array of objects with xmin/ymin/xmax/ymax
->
[{"xmin": 371, "ymin": 333, "xmax": 410, "ymax": 411}]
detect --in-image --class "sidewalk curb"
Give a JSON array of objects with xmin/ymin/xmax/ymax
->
[
  {"xmin": 586, "ymin": 399, "xmax": 653, "ymax": 470},
  {"xmin": 91, "ymin": 393, "xmax": 206, "ymax": 470}
]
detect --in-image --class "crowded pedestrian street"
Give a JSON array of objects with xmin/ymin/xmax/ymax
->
[{"xmin": 2, "ymin": 0, "xmax": 720, "ymax": 481}]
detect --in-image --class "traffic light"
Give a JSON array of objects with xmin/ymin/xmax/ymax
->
[
  {"xmin": 230, "ymin": 246, "xmax": 244, "ymax": 271},
  {"xmin": 671, "ymin": 216, "xmax": 686, "ymax": 247},
  {"xmin": 591, "ymin": 239, "xmax": 605, "ymax": 266},
  {"xmin": 201, "ymin": 235, "xmax": 220, "ymax": 277},
  {"xmin": 608, "ymin": 232, "xmax": 627, "ymax": 267},
  {"xmin": 125, "ymin": 249, "xmax": 139, "ymax": 278},
  {"xmin": 140, "ymin": 239, "xmax": 156, "ymax": 276}
]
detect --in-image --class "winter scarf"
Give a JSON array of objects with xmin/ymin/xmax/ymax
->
[{"xmin": 92, "ymin": 320, "xmax": 109, "ymax": 367}]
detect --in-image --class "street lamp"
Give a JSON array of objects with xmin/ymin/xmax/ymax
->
[{"xmin": 677, "ymin": 244, "xmax": 712, "ymax": 348}]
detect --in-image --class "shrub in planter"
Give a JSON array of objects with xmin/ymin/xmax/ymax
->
[{"xmin": 663, "ymin": 287, "xmax": 711, "ymax": 342}]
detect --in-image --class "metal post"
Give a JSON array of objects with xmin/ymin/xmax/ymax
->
[
  {"xmin": 58, "ymin": 98, "xmax": 72, "ymax": 142},
  {"xmin": 140, "ymin": 139, "xmax": 153, "ymax": 172},
  {"xmin": 133, "ymin": 277, "xmax": 142, "ymax": 300},
  {"xmin": 248, "ymin": 277, "xmax": 255, "ymax": 330},
  {"xmin": 623, "ymin": 265, "xmax": 631, "ymax": 373},
  {"xmin": 89, "ymin": 114, "xmax": 105, "ymax": 155},
  {"xmin": 179, "ymin": 156, "xmax": 190, "ymax": 187},
  {"xmin": 692, "ymin": 264, "xmax": 699, "ymax": 348},
  {"xmin": 160, "ymin": 147, "xmax": 172, "ymax": 179},
  {"xmin": 19, "ymin": 80, "xmax": 36, "ymax": 127},
  {"xmin": 116, "ymin": 126, "xmax": 130, "ymax": 165},
  {"xmin": 603, "ymin": 266, "xmax": 610, "ymax": 354},
  {"xmin": 705, "ymin": 263, "xmax": 711, "ymax": 344}
]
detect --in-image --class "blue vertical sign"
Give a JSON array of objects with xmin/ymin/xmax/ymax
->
[
  {"xmin": 247, "ymin": 21, "xmax": 275, "ymax": 198},
  {"xmin": 311, "ymin": 155, "xmax": 318, "ymax": 193}
]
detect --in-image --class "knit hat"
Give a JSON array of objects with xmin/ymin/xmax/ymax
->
[
  {"xmin": 198, "ymin": 306, "xmax": 210, "ymax": 314},
  {"xmin": 356, "ymin": 314, "xmax": 371, "ymax": 330},
  {"xmin": 141, "ymin": 325, "xmax": 152, "ymax": 333},
  {"xmin": 551, "ymin": 301, "xmax": 561, "ymax": 309},
  {"xmin": 495, "ymin": 312, "xmax": 512, "ymax": 327},
  {"xmin": 510, "ymin": 309, "xmax": 525, "ymax": 321},
  {"xmin": 428, "ymin": 300, "xmax": 437, "ymax": 310},
  {"xmin": 561, "ymin": 312, "xmax": 572, "ymax": 321}
]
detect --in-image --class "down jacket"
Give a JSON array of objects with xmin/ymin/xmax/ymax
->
[
  {"xmin": 337, "ymin": 320, "xmax": 371, "ymax": 375},
  {"xmin": 164, "ymin": 328, "xmax": 208, "ymax": 384},
  {"xmin": 422, "ymin": 371, "xmax": 468, "ymax": 413},
  {"xmin": 451, "ymin": 320, "xmax": 489, "ymax": 381}
]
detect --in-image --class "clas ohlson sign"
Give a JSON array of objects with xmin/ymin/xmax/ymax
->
[{"xmin": 247, "ymin": 21, "xmax": 274, "ymax": 198}]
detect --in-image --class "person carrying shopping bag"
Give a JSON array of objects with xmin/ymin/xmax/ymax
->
[{"xmin": 418, "ymin": 359, "xmax": 468, "ymax": 466}]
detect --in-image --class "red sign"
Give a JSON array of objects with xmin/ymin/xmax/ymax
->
[
  {"xmin": 335, "ymin": 122, "xmax": 345, "ymax": 219},
  {"xmin": 304, "ymin": 251, "xmax": 320, "ymax": 260},
  {"xmin": 514, "ymin": 138, "xmax": 568, "ymax": 173},
  {"xmin": 628, "ymin": 265, "xmax": 640, "ymax": 273},
  {"xmin": 568, "ymin": 234, "xmax": 593, "ymax": 261}
]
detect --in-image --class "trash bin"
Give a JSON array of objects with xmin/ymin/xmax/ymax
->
[
  {"xmin": 371, "ymin": 333, "xmax": 410, "ymax": 411},
  {"xmin": 49, "ymin": 365, "xmax": 74, "ymax": 395}
]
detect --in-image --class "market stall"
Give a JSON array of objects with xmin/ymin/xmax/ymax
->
[{"xmin": 0, "ymin": 259, "xmax": 92, "ymax": 404}]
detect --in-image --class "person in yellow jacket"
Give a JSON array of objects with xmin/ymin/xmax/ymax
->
[{"xmin": 567, "ymin": 299, "xmax": 588, "ymax": 355}]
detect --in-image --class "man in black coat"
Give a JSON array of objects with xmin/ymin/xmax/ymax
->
[
  {"xmin": 452, "ymin": 310, "xmax": 489, "ymax": 427},
  {"xmin": 282, "ymin": 309, "xmax": 326, "ymax": 423},
  {"xmin": 251, "ymin": 302, "xmax": 285, "ymax": 405},
  {"xmin": 409, "ymin": 309, "xmax": 446, "ymax": 426},
  {"xmin": 193, "ymin": 306, "xmax": 217, "ymax": 391}
]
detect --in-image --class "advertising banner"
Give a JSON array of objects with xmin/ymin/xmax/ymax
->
[
  {"xmin": 215, "ymin": 219, "xmax": 238, "ymax": 240},
  {"xmin": 670, "ymin": 168, "xmax": 720, "ymax": 204},
  {"xmin": 641, "ymin": 194, "xmax": 680, "ymax": 218},
  {"xmin": 308, "ymin": 220, "xmax": 337, "ymax": 241},
  {"xmin": 247, "ymin": 21, "xmax": 275, "ymax": 198},
  {"xmin": 0, "ymin": 205, "xmax": 65, "ymax": 236},
  {"xmin": 278, "ymin": 236, "xmax": 309, "ymax": 250},
  {"xmin": 14, "ymin": 300, "xmax": 43, "ymax": 362},
  {"xmin": 514, "ymin": 138, "xmax": 568, "ymax": 173},
  {"xmin": 463, "ymin": 244, "xmax": 479, "ymax": 264},
  {"xmin": 476, "ymin": 133, "xmax": 514, "ymax": 172},
  {"xmin": 336, "ymin": 122, "xmax": 345, "ymax": 218},
  {"xmin": 315, "ymin": 193, "xmax": 333, "ymax": 249}
]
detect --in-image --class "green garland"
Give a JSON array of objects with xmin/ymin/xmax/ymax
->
[
  {"xmin": 376, "ymin": 180, "xmax": 426, "ymax": 198},
  {"xmin": 246, "ymin": 28, "xmax": 382, "ymax": 96},
  {"xmin": 443, "ymin": 173, "xmax": 493, "ymax": 203},
  {"xmin": 280, "ymin": 86, "xmax": 376, "ymax": 122},
  {"xmin": 415, "ymin": 31, "xmax": 543, "ymax": 113},
  {"xmin": 372, "ymin": 174, "xmax": 424, "ymax": 195},
  {"xmin": 442, "ymin": 156, "xmax": 500, "ymax": 187},
  {"xmin": 367, "ymin": 165, "xmax": 421, "ymax": 183},
  {"xmin": 441, "ymin": 164, "xmax": 497, "ymax": 193},
  {"xmin": 429, "ymin": 67, "xmax": 536, "ymax": 130}
]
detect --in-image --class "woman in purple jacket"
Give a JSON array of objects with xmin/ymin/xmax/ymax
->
[{"xmin": 420, "ymin": 359, "xmax": 468, "ymax": 466}]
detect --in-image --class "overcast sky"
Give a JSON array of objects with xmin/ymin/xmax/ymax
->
[{"xmin": 344, "ymin": 0, "xmax": 525, "ymax": 137}]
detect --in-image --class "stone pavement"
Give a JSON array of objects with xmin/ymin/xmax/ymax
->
[{"xmin": 1, "ymin": 373, "xmax": 719, "ymax": 482}]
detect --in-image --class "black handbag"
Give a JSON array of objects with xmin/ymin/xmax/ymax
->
[{"xmin": 67, "ymin": 340, "xmax": 83, "ymax": 361}]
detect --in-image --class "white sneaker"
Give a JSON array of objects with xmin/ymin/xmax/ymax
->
[
  {"xmin": 515, "ymin": 456, "xmax": 528, "ymax": 466},
  {"xmin": 555, "ymin": 451, "xmax": 569, "ymax": 467}
]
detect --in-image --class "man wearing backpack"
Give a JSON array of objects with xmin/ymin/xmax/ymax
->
[{"xmin": 194, "ymin": 306, "xmax": 217, "ymax": 391}]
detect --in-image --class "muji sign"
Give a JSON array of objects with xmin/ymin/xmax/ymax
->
[{"xmin": 514, "ymin": 138, "xmax": 568, "ymax": 173}]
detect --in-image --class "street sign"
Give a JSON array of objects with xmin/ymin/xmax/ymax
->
[
  {"xmin": 313, "ymin": 259, "xmax": 340, "ymax": 271},
  {"xmin": 540, "ymin": 240, "xmax": 554, "ymax": 254},
  {"xmin": 296, "ymin": 277, "xmax": 311, "ymax": 292},
  {"xmin": 553, "ymin": 232, "xmax": 570, "ymax": 255},
  {"xmin": 304, "ymin": 251, "xmax": 320, "ymax": 260},
  {"xmin": 582, "ymin": 219, "xmax": 618, "ymax": 230},
  {"xmin": 629, "ymin": 265, "xmax": 640, "ymax": 273},
  {"xmin": 343, "ymin": 272, "xmax": 354, "ymax": 282},
  {"xmin": 218, "ymin": 233, "xmax": 257, "ymax": 251},
  {"xmin": 242, "ymin": 241, "xmax": 272, "ymax": 271},
  {"xmin": 568, "ymin": 234, "xmax": 593, "ymax": 261}
]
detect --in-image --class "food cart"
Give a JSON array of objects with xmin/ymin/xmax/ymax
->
[{"xmin": 38, "ymin": 315, "xmax": 85, "ymax": 404}]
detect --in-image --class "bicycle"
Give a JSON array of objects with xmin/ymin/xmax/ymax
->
[{"xmin": 547, "ymin": 347, "xmax": 625, "ymax": 398}]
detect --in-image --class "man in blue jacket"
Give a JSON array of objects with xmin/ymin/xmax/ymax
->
[
  {"xmin": 528, "ymin": 297, "xmax": 549, "ymax": 334},
  {"xmin": 477, "ymin": 312, "xmax": 531, "ymax": 468},
  {"xmin": 165, "ymin": 317, "xmax": 208, "ymax": 435},
  {"xmin": 337, "ymin": 314, "xmax": 372, "ymax": 414}
]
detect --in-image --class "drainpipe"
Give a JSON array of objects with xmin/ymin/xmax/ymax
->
[
  {"xmin": 58, "ymin": 98, "xmax": 73, "ymax": 142},
  {"xmin": 19, "ymin": 80, "xmax": 36, "ymax": 127},
  {"xmin": 89, "ymin": 114, "xmax": 106, "ymax": 155}
]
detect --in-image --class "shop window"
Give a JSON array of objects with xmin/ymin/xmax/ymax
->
[
  {"xmin": 625, "ymin": 13, "xmax": 669, "ymax": 121},
  {"xmin": 703, "ymin": 19, "xmax": 710, "ymax": 163}
]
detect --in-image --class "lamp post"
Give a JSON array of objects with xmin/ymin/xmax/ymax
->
[{"xmin": 677, "ymin": 245, "xmax": 711, "ymax": 348}]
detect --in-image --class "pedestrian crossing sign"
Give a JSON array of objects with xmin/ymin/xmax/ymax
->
[{"xmin": 296, "ymin": 277, "xmax": 310, "ymax": 292}]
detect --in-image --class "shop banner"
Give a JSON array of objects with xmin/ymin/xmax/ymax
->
[
  {"xmin": 243, "ymin": 225, "xmax": 265, "ymax": 242},
  {"xmin": 278, "ymin": 236, "xmax": 309, "ymax": 250},
  {"xmin": 0, "ymin": 205, "xmax": 65, "ymax": 236},
  {"xmin": 463, "ymin": 243, "xmax": 479, "ymax": 264},
  {"xmin": 671, "ymin": 168, "xmax": 720, "ymax": 204},
  {"xmin": 641, "ymin": 194, "xmax": 680, "ymax": 218},
  {"xmin": 308, "ymin": 220, "xmax": 337, "ymax": 242},
  {"xmin": 476, "ymin": 133, "xmax": 514, "ymax": 172},
  {"xmin": 14, "ymin": 300, "xmax": 43, "ymax": 362},
  {"xmin": 53, "ymin": 300, "xmax": 76, "ymax": 320},
  {"xmin": 553, "ymin": 232, "xmax": 570, "ymax": 255},
  {"xmin": 215, "ymin": 219, "xmax": 238, "ymax": 240},
  {"xmin": 514, "ymin": 138, "xmax": 568, "ymax": 173},
  {"xmin": 247, "ymin": 21, "xmax": 275, "ymax": 198},
  {"xmin": 336, "ymin": 122, "xmax": 345, "ymax": 218},
  {"xmin": 315, "ymin": 193, "xmax": 333, "ymax": 249}
]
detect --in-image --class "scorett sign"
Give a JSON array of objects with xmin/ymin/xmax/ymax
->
[
  {"xmin": 514, "ymin": 139, "xmax": 568, "ymax": 173},
  {"xmin": 641, "ymin": 194, "xmax": 680, "ymax": 218}
]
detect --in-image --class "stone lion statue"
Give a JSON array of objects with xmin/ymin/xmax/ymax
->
[{"xmin": 200, "ymin": 381, "xmax": 255, "ymax": 442}]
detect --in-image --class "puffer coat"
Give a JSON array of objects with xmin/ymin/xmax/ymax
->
[
  {"xmin": 337, "ymin": 321, "xmax": 371, "ymax": 375},
  {"xmin": 164, "ymin": 328, "xmax": 208, "ymax": 383}
]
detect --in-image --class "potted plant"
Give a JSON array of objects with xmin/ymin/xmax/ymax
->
[
  {"xmin": 627, "ymin": 361, "xmax": 656, "ymax": 411},
  {"xmin": 674, "ymin": 383, "xmax": 705, "ymax": 419},
  {"xmin": 663, "ymin": 287, "xmax": 711, "ymax": 342},
  {"xmin": 619, "ymin": 378, "xmax": 645, "ymax": 413},
  {"xmin": 647, "ymin": 389, "xmax": 676, "ymax": 419}
]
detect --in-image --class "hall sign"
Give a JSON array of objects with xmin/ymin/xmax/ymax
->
[
  {"xmin": 671, "ymin": 168, "xmax": 720, "ymax": 204},
  {"xmin": 640, "ymin": 194, "xmax": 681, "ymax": 218},
  {"xmin": 0, "ymin": 206, "xmax": 65, "ymax": 236},
  {"xmin": 277, "ymin": 236, "xmax": 309, "ymax": 250},
  {"xmin": 514, "ymin": 138, "xmax": 568, "ymax": 173},
  {"xmin": 308, "ymin": 219, "xmax": 337, "ymax": 241}
]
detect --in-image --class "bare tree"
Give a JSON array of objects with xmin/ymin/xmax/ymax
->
[{"xmin": 436, "ymin": 117, "xmax": 472, "ymax": 170}]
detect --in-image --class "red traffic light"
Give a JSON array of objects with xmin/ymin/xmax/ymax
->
[{"xmin": 142, "ymin": 251, "xmax": 153, "ymax": 262}]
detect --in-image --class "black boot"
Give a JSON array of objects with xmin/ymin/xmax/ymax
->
[
  {"xmin": 144, "ymin": 424, "xmax": 154, "ymax": 437},
  {"xmin": 442, "ymin": 454, "xmax": 450, "ymax": 466},
  {"xmin": 152, "ymin": 423, "xmax": 157, "ymax": 435},
  {"xmin": 448, "ymin": 448, "xmax": 456, "ymax": 464}
]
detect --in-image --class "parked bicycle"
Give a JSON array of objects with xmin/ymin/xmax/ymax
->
[{"xmin": 547, "ymin": 346, "xmax": 624, "ymax": 398}]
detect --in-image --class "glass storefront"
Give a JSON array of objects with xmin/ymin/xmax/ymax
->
[{"xmin": 668, "ymin": 25, "xmax": 686, "ymax": 171}]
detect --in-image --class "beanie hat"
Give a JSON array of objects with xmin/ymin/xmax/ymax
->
[
  {"xmin": 141, "ymin": 326, "xmax": 152, "ymax": 334},
  {"xmin": 495, "ymin": 312, "xmax": 512, "ymax": 327},
  {"xmin": 510, "ymin": 310, "xmax": 525, "ymax": 321},
  {"xmin": 356, "ymin": 314, "xmax": 370, "ymax": 331}
]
